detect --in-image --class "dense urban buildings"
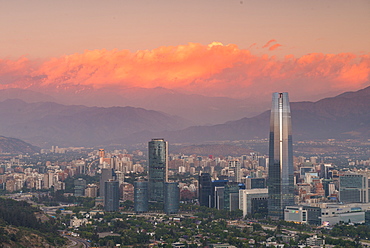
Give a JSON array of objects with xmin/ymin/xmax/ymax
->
[
  {"xmin": 1, "ymin": 135, "xmax": 370, "ymax": 248},
  {"xmin": 267, "ymin": 92, "xmax": 294, "ymax": 219}
]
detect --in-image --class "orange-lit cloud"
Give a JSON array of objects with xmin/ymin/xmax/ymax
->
[
  {"xmin": 269, "ymin": 43, "xmax": 282, "ymax": 51},
  {"xmin": 0, "ymin": 42, "xmax": 369, "ymax": 99},
  {"xmin": 262, "ymin": 39, "xmax": 277, "ymax": 48}
]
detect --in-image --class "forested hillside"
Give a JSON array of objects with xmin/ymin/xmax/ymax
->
[{"xmin": 0, "ymin": 198, "xmax": 65, "ymax": 247}]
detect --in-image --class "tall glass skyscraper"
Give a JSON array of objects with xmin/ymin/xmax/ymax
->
[
  {"xmin": 199, "ymin": 173, "xmax": 212, "ymax": 207},
  {"xmin": 268, "ymin": 92, "xmax": 294, "ymax": 219},
  {"xmin": 148, "ymin": 138, "xmax": 168, "ymax": 202}
]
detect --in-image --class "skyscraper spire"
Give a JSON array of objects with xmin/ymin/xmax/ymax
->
[{"xmin": 268, "ymin": 92, "xmax": 294, "ymax": 219}]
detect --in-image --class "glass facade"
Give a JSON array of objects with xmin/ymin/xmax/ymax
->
[
  {"xmin": 224, "ymin": 183, "xmax": 240, "ymax": 211},
  {"xmin": 212, "ymin": 180, "xmax": 228, "ymax": 209},
  {"xmin": 199, "ymin": 173, "xmax": 212, "ymax": 207},
  {"xmin": 250, "ymin": 178, "xmax": 266, "ymax": 189},
  {"xmin": 164, "ymin": 182, "xmax": 180, "ymax": 214},
  {"xmin": 148, "ymin": 138, "xmax": 168, "ymax": 202},
  {"xmin": 339, "ymin": 174, "xmax": 368, "ymax": 203},
  {"xmin": 268, "ymin": 92, "xmax": 294, "ymax": 219},
  {"xmin": 104, "ymin": 180, "xmax": 120, "ymax": 212},
  {"xmin": 74, "ymin": 178, "xmax": 86, "ymax": 197},
  {"xmin": 134, "ymin": 181, "xmax": 149, "ymax": 213},
  {"xmin": 100, "ymin": 168, "xmax": 115, "ymax": 198}
]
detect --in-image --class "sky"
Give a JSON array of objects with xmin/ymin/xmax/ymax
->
[{"xmin": 0, "ymin": 0, "xmax": 369, "ymax": 101}]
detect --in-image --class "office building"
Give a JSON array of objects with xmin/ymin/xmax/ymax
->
[
  {"xmin": 148, "ymin": 138, "xmax": 168, "ymax": 202},
  {"xmin": 164, "ymin": 182, "xmax": 180, "ymax": 214},
  {"xmin": 284, "ymin": 206, "xmax": 307, "ymax": 224},
  {"xmin": 239, "ymin": 188, "xmax": 268, "ymax": 218},
  {"xmin": 104, "ymin": 180, "xmax": 120, "ymax": 212},
  {"xmin": 74, "ymin": 178, "xmax": 86, "ymax": 197},
  {"xmin": 339, "ymin": 173, "xmax": 368, "ymax": 203},
  {"xmin": 199, "ymin": 173, "xmax": 212, "ymax": 207},
  {"xmin": 322, "ymin": 179, "xmax": 334, "ymax": 197},
  {"xmin": 212, "ymin": 180, "xmax": 228, "ymax": 209},
  {"xmin": 300, "ymin": 167, "xmax": 314, "ymax": 178},
  {"xmin": 244, "ymin": 177, "xmax": 266, "ymax": 189},
  {"xmin": 320, "ymin": 164, "xmax": 332, "ymax": 179},
  {"xmin": 285, "ymin": 203, "xmax": 368, "ymax": 225},
  {"xmin": 268, "ymin": 92, "xmax": 294, "ymax": 219},
  {"xmin": 134, "ymin": 181, "xmax": 149, "ymax": 213},
  {"xmin": 100, "ymin": 168, "xmax": 115, "ymax": 198},
  {"xmin": 224, "ymin": 183, "xmax": 240, "ymax": 211}
]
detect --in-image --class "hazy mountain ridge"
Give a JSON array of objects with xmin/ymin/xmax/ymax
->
[
  {"xmin": 0, "ymin": 86, "xmax": 369, "ymax": 148},
  {"xmin": 159, "ymin": 85, "xmax": 370, "ymax": 143},
  {"xmin": 0, "ymin": 88, "xmax": 56, "ymax": 103},
  {"xmin": 0, "ymin": 136, "xmax": 40, "ymax": 154},
  {"xmin": 0, "ymin": 87, "xmax": 269, "ymax": 125},
  {"xmin": 0, "ymin": 100, "xmax": 192, "ymax": 147}
]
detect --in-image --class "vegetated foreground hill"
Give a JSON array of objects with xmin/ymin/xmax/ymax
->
[
  {"xmin": 0, "ymin": 198, "xmax": 65, "ymax": 247},
  {"xmin": 0, "ymin": 136, "xmax": 40, "ymax": 154},
  {"xmin": 0, "ymin": 99, "xmax": 192, "ymax": 148},
  {"xmin": 160, "ymin": 85, "xmax": 370, "ymax": 143}
]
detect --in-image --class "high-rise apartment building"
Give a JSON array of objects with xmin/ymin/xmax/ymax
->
[
  {"xmin": 228, "ymin": 160, "xmax": 241, "ymax": 183},
  {"xmin": 148, "ymin": 138, "xmax": 168, "ymax": 202},
  {"xmin": 267, "ymin": 92, "xmax": 294, "ymax": 219},
  {"xmin": 99, "ymin": 149, "xmax": 105, "ymax": 165},
  {"xmin": 85, "ymin": 184, "xmax": 98, "ymax": 198}
]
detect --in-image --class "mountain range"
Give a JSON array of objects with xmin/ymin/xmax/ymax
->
[
  {"xmin": 0, "ymin": 85, "xmax": 368, "ymax": 148},
  {"xmin": 0, "ymin": 136, "xmax": 40, "ymax": 154},
  {"xmin": 0, "ymin": 87, "xmax": 270, "ymax": 125},
  {"xmin": 0, "ymin": 99, "xmax": 190, "ymax": 147},
  {"xmin": 160, "ymin": 85, "xmax": 370, "ymax": 143}
]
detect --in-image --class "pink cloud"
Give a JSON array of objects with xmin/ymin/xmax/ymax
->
[
  {"xmin": 269, "ymin": 44, "xmax": 282, "ymax": 51},
  {"xmin": 0, "ymin": 43, "xmax": 369, "ymax": 99},
  {"xmin": 262, "ymin": 39, "xmax": 277, "ymax": 48}
]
